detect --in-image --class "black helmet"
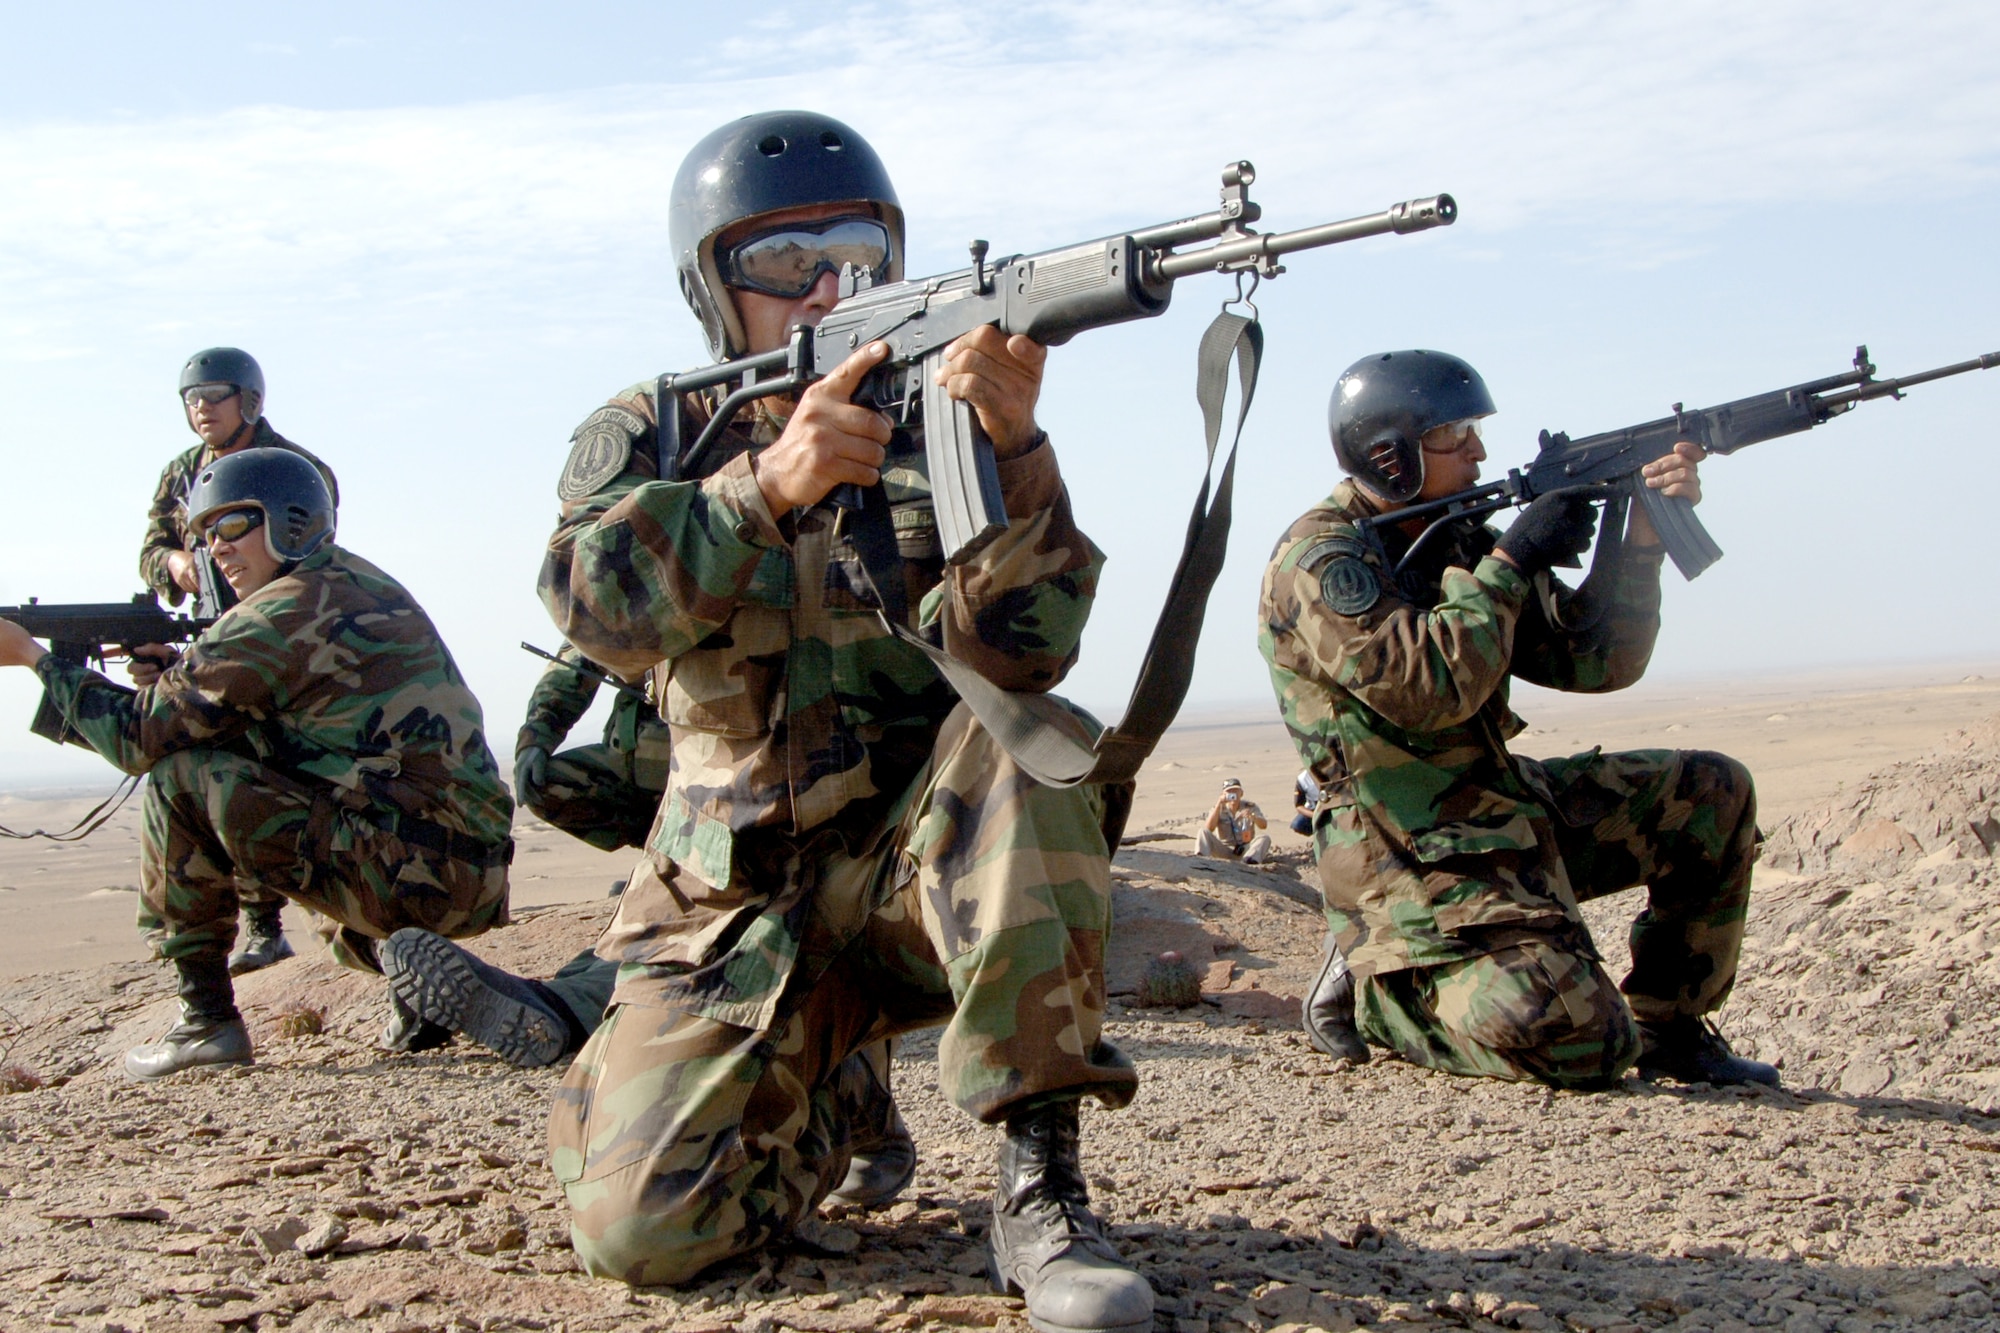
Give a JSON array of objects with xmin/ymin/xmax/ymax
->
[
  {"xmin": 185, "ymin": 448, "xmax": 334, "ymax": 563},
  {"xmin": 178, "ymin": 347, "xmax": 267, "ymax": 426},
  {"xmin": 1329, "ymin": 350, "xmax": 1496, "ymax": 504},
  {"xmin": 669, "ymin": 110, "xmax": 904, "ymax": 358}
]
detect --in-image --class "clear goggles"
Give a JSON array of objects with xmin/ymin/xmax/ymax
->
[
  {"xmin": 1419, "ymin": 417, "xmax": 1486, "ymax": 454},
  {"xmin": 183, "ymin": 383, "xmax": 242, "ymax": 407},
  {"xmin": 717, "ymin": 217, "xmax": 894, "ymax": 298}
]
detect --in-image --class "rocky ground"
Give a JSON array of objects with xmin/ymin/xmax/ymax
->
[{"xmin": 4, "ymin": 720, "xmax": 2000, "ymax": 1332}]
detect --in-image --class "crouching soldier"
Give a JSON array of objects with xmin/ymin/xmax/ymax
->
[
  {"xmin": 143, "ymin": 347, "xmax": 342, "ymax": 974},
  {"xmin": 0, "ymin": 449, "xmax": 513, "ymax": 1080},
  {"xmin": 1260, "ymin": 350, "xmax": 1776, "ymax": 1090}
]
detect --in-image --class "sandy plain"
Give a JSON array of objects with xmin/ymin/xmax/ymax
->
[
  {"xmin": 3, "ymin": 660, "xmax": 1996, "ymax": 981},
  {"xmin": 2, "ymin": 660, "xmax": 1998, "ymax": 1332}
]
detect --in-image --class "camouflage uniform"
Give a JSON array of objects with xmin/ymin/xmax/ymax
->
[
  {"xmin": 140, "ymin": 419, "xmax": 340, "ymax": 607},
  {"xmin": 139, "ymin": 419, "xmax": 340, "ymax": 927},
  {"xmin": 1259, "ymin": 481, "xmax": 1757, "ymax": 1089},
  {"xmin": 35, "ymin": 544, "xmax": 512, "ymax": 970},
  {"xmin": 517, "ymin": 642, "xmax": 671, "ymax": 852},
  {"xmin": 540, "ymin": 385, "xmax": 1134, "ymax": 1285}
]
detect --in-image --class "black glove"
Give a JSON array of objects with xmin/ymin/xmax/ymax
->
[
  {"xmin": 1496, "ymin": 492, "xmax": 1599, "ymax": 575},
  {"xmin": 514, "ymin": 745, "xmax": 550, "ymax": 804}
]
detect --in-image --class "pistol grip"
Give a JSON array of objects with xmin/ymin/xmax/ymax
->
[
  {"xmin": 921, "ymin": 349, "xmax": 1008, "ymax": 563},
  {"xmin": 1636, "ymin": 484, "xmax": 1723, "ymax": 580}
]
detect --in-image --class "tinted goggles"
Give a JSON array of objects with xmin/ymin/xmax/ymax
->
[
  {"xmin": 183, "ymin": 383, "xmax": 242, "ymax": 407},
  {"xmin": 202, "ymin": 508, "xmax": 266, "ymax": 545},
  {"xmin": 717, "ymin": 218, "xmax": 893, "ymax": 298}
]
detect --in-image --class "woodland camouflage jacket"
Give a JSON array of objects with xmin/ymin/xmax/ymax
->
[
  {"xmin": 140, "ymin": 421, "xmax": 340, "ymax": 606},
  {"xmin": 1259, "ymin": 479, "xmax": 1667, "ymax": 975},
  {"xmin": 39, "ymin": 544, "xmax": 511, "ymax": 848},
  {"xmin": 538, "ymin": 383, "xmax": 1102, "ymax": 1022}
]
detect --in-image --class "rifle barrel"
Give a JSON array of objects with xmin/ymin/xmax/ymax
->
[
  {"xmin": 1152, "ymin": 195, "xmax": 1457, "ymax": 279},
  {"xmin": 1825, "ymin": 350, "xmax": 2000, "ymax": 408}
]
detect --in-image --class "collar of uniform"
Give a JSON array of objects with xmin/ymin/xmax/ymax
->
[
  {"xmin": 196, "ymin": 417, "xmax": 276, "ymax": 470},
  {"xmin": 1330, "ymin": 477, "xmax": 1386, "ymax": 520}
]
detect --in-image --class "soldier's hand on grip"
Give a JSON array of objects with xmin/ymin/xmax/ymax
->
[
  {"xmin": 165, "ymin": 550, "xmax": 204, "ymax": 596},
  {"xmin": 752, "ymin": 340, "xmax": 894, "ymax": 518},
  {"xmin": 934, "ymin": 324, "xmax": 1046, "ymax": 458},
  {"xmin": 1496, "ymin": 491, "xmax": 1599, "ymax": 575},
  {"xmin": 515, "ymin": 745, "xmax": 549, "ymax": 804},
  {"xmin": 127, "ymin": 643, "xmax": 181, "ymax": 687}
]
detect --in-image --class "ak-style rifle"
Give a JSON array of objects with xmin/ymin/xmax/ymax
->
[
  {"xmin": 1363, "ymin": 346, "xmax": 2000, "ymax": 580},
  {"xmin": 661, "ymin": 161, "xmax": 1457, "ymax": 561}
]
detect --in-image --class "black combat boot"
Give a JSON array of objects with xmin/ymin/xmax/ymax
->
[
  {"xmin": 1636, "ymin": 1016, "xmax": 1781, "ymax": 1088},
  {"xmin": 380, "ymin": 928, "xmax": 569, "ymax": 1068},
  {"xmin": 226, "ymin": 899, "xmax": 295, "ymax": 975},
  {"xmin": 825, "ymin": 1042, "xmax": 917, "ymax": 1209},
  {"xmin": 124, "ymin": 956, "xmax": 253, "ymax": 1081},
  {"xmin": 988, "ymin": 1099, "xmax": 1154, "ymax": 1333},
  {"xmin": 379, "ymin": 987, "xmax": 455, "ymax": 1054},
  {"xmin": 1302, "ymin": 933, "xmax": 1371, "ymax": 1064}
]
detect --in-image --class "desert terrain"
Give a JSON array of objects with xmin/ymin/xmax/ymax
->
[{"xmin": 1, "ymin": 662, "xmax": 1998, "ymax": 1331}]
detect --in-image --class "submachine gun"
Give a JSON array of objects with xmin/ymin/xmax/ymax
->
[
  {"xmin": 0, "ymin": 595, "xmax": 213, "ymax": 747},
  {"xmin": 662, "ymin": 162, "xmax": 1457, "ymax": 561},
  {"xmin": 1363, "ymin": 346, "xmax": 2000, "ymax": 582}
]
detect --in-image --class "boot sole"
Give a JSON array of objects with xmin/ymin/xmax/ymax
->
[{"xmin": 382, "ymin": 930, "xmax": 564, "ymax": 1069}]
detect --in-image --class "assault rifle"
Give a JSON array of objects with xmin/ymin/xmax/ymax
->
[
  {"xmin": 1362, "ymin": 346, "xmax": 2000, "ymax": 581},
  {"xmin": 0, "ymin": 595, "xmax": 214, "ymax": 746},
  {"xmin": 662, "ymin": 161, "xmax": 1457, "ymax": 561},
  {"xmin": 192, "ymin": 547, "xmax": 238, "ymax": 620},
  {"xmin": 520, "ymin": 640, "xmax": 647, "ymax": 701}
]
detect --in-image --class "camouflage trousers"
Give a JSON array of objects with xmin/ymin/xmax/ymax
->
[
  {"xmin": 1350, "ymin": 749, "xmax": 1756, "ymax": 1089},
  {"xmin": 550, "ymin": 703, "xmax": 1136, "ymax": 1286},
  {"xmin": 139, "ymin": 749, "xmax": 510, "ymax": 966},
  {"xmin": 523, "ymin": 741, "xmax": 665, "ymax": 852}
]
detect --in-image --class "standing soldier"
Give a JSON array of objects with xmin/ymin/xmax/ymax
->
[
  {"xmin": 514, "ymin": 642, "xmax": 670, "ymax": 855},
  {"xmin": 395, "ymin": 111, "xmax": 1152, "ymax": 1330},
  {"xmin": 1261, "ymin": 349, "xmax": 1778, "ymax": 1090},
  {"xmin": 1, "ymin": 449, "xmax": 512, "ymax": 1080},
  {"xmin": 141, "ymin": 348, "xmax": 341, "ymax": 974}
]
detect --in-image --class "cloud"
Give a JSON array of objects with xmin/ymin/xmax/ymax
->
[{"xmin": 1, "ymin": 0, "xmax": 1994, "ymax": 351}]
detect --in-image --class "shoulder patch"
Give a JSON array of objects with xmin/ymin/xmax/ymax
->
[
  {"xmin": 1319, "ymin": 555, "xmax": 1382, "ymax": 616},
  {"xmin": 1298, "ymin": 534, "xmax": 1367, "ymax": 572},
  {"xmin": 557, "ymin": 405, "xmax": 647, "ymax": 501}
]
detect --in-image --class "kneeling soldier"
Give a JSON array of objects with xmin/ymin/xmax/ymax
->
[
  {"xmin": 1, "ymin": 449, "xmax": 512, "ymax": 1079},
  {"xmin": 1260, "ymin": 350, "xmax": 1777, "ymax": 1091},
  {"xmin": 491, "ymin": 110, "xmax": 1150, "ymax": 1332},
  {"xmin": 142, "ymin": 347, "xmax": 342, "ymax": 974}
]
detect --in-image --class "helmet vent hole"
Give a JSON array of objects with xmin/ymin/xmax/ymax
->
[
  {"xmin": 819, "ymin": 130, "xmax": 844, "ymax": 151},
  {"xmin": 758, "ymin": 135, "xmax": 787, "ymax": 157}
]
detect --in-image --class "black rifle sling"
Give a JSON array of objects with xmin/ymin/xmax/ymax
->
[
  {"xmin": 846, "ymin": 310, "xmax": 1262, "ymax": 788},
  {"xmin": 0, "ymin": 773, "xmax": 142, "ymax": 842}
]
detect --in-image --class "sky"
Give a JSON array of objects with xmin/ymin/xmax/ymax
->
[{"xmin": 2, "ymin": 0, "xmax": 1997, "ymax": 790}]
